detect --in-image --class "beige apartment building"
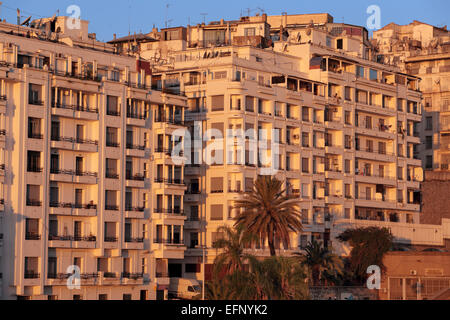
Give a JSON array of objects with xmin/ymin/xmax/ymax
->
[
  {"xmin": 1, "ymin": 11, "xmax": 450, "ymax": 300},
  {"xmin": 112, "ymin": 13, "xmax": 450, "ymax": 282},
  {"xmin": 0, "ymin": 16, "xmax": 188, "ymax": 300},
  {"xmin": 373, "ymin": 21, "xmax": 450, "ymax": 171}
]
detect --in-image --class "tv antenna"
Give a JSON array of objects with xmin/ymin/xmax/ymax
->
[
  {"xmin": 165, "ymin": 3, "xmax": 173, "ymax": 28},
  {"xmin": 200, "ymin": 13, "xmax": 208, "ymax": 24}
]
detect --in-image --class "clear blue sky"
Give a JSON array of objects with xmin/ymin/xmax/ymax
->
[{"xmin": 3, "ymin": 0, "xmax": 449, "ymax": 42}]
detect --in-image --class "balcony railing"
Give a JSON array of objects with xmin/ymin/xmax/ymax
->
[
  {"xmin": 122, "ymin": 272, "xmax": 144, "ymax": 280},
  {"xmin": 48, "ymin": 235, "xmax": 96, "ymax": 242},
  {"xmin": 126, "ymin": 112, "xmax": 146, "ymax": 120},
  {"xmin": 50, "ymin": 202, "xmax": 97, "ymax": 210},
  {"xmin": 125, "ymin": 206, "xmax": 145, "ymax": 212},
  {"xmin": 26, "ymin": 200, "xmax": 42, "ymax": 207},
  {"xmin": 104, "ymin": 236, "xmax": 118, "ymax": 242},
  {"xmin": 105, "ymin": 170, "xmax": 119, "ymax": 179},
  {"xmin": 153, "ymin": 208, "xmax": 185, "ymax": 215},
  {"xmin": 29, "ymin": 99, "xmax": 44, "ymax": 106},
  {"xmin": 155, "ymin": 272, "xmax": 169, "ymax": 278},
  {"xmin": 27, "ymin": 166, "xmax": 43, "ymax": 173},
  {"xmin": 52, "ymin": 103, "xmax": 99, "ymax": 114},
  {"xmin": 153, "ymin": 238, "xmax": 185, "ymax": 245},
  {"xmin": 106, "ymin": 110, "xmax": 121, "ymax": 117},
  {"xmin": 126, "ymin": 173, "xmax": 145, "ymax": 181},
  {"xmin": 105, "ymin": 205, "xmax": 119, "ymax": 211},
  {"xmin": 103, "ymin": 272, "xmax": 118, "ymax": 279},
  {"xmin": 25, "ymin": 233, "xmax": 41, "ymax": 240},
  {"xmin": 126, "ymin": 143, "xmax": 146, "ymax": 151},
  {"xmin": 125, "ymin": 237, "xmax": 144, "ymax": 243},
  {"xmin": 50, "ymin": 169, "xmax": 98, "ymax": 178},
  {"xmin": 28, "ymin": 133, "xmax": 43, "ymax": 140},
  {"xmin": 106, "ymin": 141, "xmax": 120, "ymax": 148},
  {"xmin": 24, "ymin": 271, "xmax": 40, "ymax": 279}
]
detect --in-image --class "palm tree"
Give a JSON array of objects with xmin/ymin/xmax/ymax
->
[
  {"xmin": 297, "ymin": 240, "xmax": 344, "ymax": 286},
  {"xmin": 212, "ymin": 225, "xmax": 257, "ymax": 276},
  {"xmin": 234, "ymin": 175, "xmax": 303, "ymax": 256}
]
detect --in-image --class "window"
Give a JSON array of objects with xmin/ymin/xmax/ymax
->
[
  {"xmin": 302, "ymin": 184, "xmax": 309, "ymax": 199},
  {"xmin": 426, "ymin": 136, "xmax": 433, "ymax": 149},
  {"xmin": 123, "ymin": 294, "xmax": 132, "ymax": 301},
  {"xmin": 185, "ymin": 264, "xmax": 201, "ymax": 273},
  {"xmin": 25, "ymin": 219, "xmax": 40, "ymax": 240},
  {"xmin": 356, "ymin": 66, "xmax": 365, "ymax": 78},
  {"xmin": 302, "ymin": 158, "xmax": 309, "ymax": 173},
  {"xmin": 105, "ymin": 191, "xmax": 118, "ymax": 211},
  {"xmin": 210, "ymin": 204, "xmax": 223, "ymax": 221},
  {"xmin": 211, "ymin": 95, "xmax": 225, "ymax": 112},
  {"xmin": 28, "ymin": 117, "xmax": 42, "ymax": 139},
  {"xmin": 99, "ymin": 294, "xmax": 108, "ymax": 301},
  {"xmin": 214, "ymin": 71, "xmax": 227, "ymax": 80},
  {"xmin": 107, "ymin": 96, "xmax": 120, "ymax": 116},
  {"xmin": 27, "ymin": 151, "xmax": 41, "ymax": 172},
  {"xmin": 244, "ymin": 28, "xmax": 256, "ymax": 36},
  {"xmin": 302, "ymin": 107, "xmax": 310, "ymax": 122},
  {"xmin": 345, "ymin": 184, "xmax": 351, "ymax": 199},
  {"xmin": 106, "ymin": 127, "xmax": 119, "ymax": 147},
  {"xmin": 426, "ymin": 155, "xmax": 433, "ymax": 169},
  {"xmin": 345, "ymin": 111, "xmax": 351, "ymax": 125},
  {"xmin": 365, "ymin": 116, "xmax": 372, "ymax": 129},
  {"xmin": 302, "ymin": 132, "xmax": 310, "ymax": 147},
  {"xmin": 426, "ymin": 117, "xmax": 433, "ymax": 130},
  {"xmin": 398, "ymin": 167, "xmax": 404, "ymax": 180},
  {"xmin": 369, "ymin": 69, "xmax": 378, "ymax": 81},
  {"xmin": 210, "ymin": 177, "xmax": 223, "ymax": 193},
  {"xmin": 345, "ymin": 135, "xmax": 352, "ymax": 149},
  {"xmin": 336, "ymin": 39, "xmax": 343, "ymax": 49},
  {"xmin": 345, "ymin": 87, "xmax": 352, "ymax": 101},
  {"xmin": 345, "ymin": 159, "xmax": 351, "ymax": 174},
  {"xmin": 26, "ymin": 185, "xmax": 41, "ymax": 206}
]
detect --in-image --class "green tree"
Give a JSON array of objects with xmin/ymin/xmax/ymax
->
[
  {"xmin": 234, "ymin": 176, "xmax": 303, "ymax": 256},
  {"xmin": 337, "ymin": 227, "xmax": 393, "ymax": 283},
  {"xmin": 297, "ymin": 240, "xmax": 344, "ymax": 286},
  {"xmin": 212, "ymin": 225, "xmax": 257, "ymax": 275}
]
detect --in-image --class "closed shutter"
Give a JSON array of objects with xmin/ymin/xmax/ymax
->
[
  {"xmin": 211, "ymin": 95, "xmax": 224, "ymax": 111},
  {"xmin": 210, "ymin": 205, "xmax": 223, "ymax": 221}
]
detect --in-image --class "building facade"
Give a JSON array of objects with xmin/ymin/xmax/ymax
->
[
  {"xmin": 0, "ymin": 16, "xmax": 188, "ymax": 300},
  {"xmin": 116, "ymin": 13, "xmax": 450, "ymax": 282},
  {"xmin": 373, "ymin": 21, "xmax": 450, "ymax": 171}
]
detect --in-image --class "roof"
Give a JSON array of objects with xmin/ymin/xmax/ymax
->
[{"xmin": 108, "ymin": 33, "xmax": 156, "ymax": 44}]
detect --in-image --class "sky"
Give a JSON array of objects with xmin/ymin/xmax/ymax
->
[{"xmin": 2, "ymin": 0, "xmax": 450, "ymax": 42}]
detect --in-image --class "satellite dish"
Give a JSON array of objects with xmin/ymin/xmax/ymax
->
[{"xmin": 21, "ymin": 16, "xmax": 32, "ymax": 26}]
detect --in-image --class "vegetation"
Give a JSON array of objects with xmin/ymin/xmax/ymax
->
[
  {"xmin": 337, "ymin": 227, "xmax": 394, "ymax": 283},
  {"xmin": 212, "ymin": 225, "xmax": 257, "ymax": 275},
  {"xmin": 297, "ymin": 240, "xmax": 344, "ymax": 286},
  {"xmin": 233, "ymin": 176, "xmax": 303, "ymax": 256},
  {"xmin": 205, "ymin": 256, "xmax": 309, "ymax": 300}
]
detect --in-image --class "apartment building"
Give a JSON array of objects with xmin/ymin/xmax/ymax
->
[
  {"xmin": 108, "ymin": 13, "xmax": 450, "ymax": 283},
  {"xmin": 373, "ymin": 21, "xmax": 450, "ymax": 171},
  {"xmin": 0, "ymin": 16, "xmax": 187, "ymax": 300}
]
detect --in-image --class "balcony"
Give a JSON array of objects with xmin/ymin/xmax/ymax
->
[
  {"xmin": 125, "ymin": 206, "xmax": 145, "ymax": 219},
  {"xmin": 49, "ymin": 202, "xmax": 98, "ymax": 216},
  {"xmin": 49, "ymin": 235, "xmax": 96, "ymax": 242},
  {"xmin": 125, "ymin": 237, "xmax": 145, "ymax": 243},
  {"xmin": 104, "ymin": 237, "xmax": 118, "ymax": 243},
  {"xmin": 50, "ymin": 169, "xmax": 98, "ymax": 184},
  {"xmin": 153, "ymin": 208, "xmax": 186, "ymax": 217},
  {"xmin": 28, "ymin": 133, "xmax": 43, "ymax": 140},
  {"xmin": 0, "ymin": 95, "xmax": 6, "ymax": 113},
  {"xmin": 153, "ymin": 238, "xmax": 186, "ymax": 259},
  {"xmin": 126, "ymin": 144, "xmax": 146, "ymax": 158},
  {"xmin": 52, "ymin": 103, "xmax": 99, "ymax": 121},
  {"xmin": 103, "ymin": 272, "xmax": 119, "ymax": 279},
  {"xmin": 126, "ymin": 112, "xmax": 146, "ymax": 127},
  {"xmin": 51, "ymin": 136, "xmax": 99, "ymax": 152}
]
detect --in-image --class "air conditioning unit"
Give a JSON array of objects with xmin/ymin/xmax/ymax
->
[
  {"xmin": 293, "ymin": 135, "xmax": 300, "ymax": 139},
  {"xmin": 410, "ymin": 270, "xmax": 417, "ymax": 276}
]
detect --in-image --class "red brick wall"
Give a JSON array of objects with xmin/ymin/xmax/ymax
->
[{"xmin": 420, "ymin": 171, "xmax": 450, "ymax": 225}]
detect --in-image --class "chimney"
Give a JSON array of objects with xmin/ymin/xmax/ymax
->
[
  {"xmin": 113, "ymin": 33, "xmax": 117, "ymax": 40},
  {"xmin": 17, "ymin": 8, "xmax": 20, "ymax": 25}
]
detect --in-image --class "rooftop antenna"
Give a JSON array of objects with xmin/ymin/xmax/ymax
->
[
  {"xmin": 200, "ymin": 13, "xmax": 207, "ymax": 25},
  {"xmin": 0, "ymin": 2, "xmax": 3, "ymax": 19},
  {"xmin": 165, "ymin": 3, "xmax": 171, "ymax": 28}
]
